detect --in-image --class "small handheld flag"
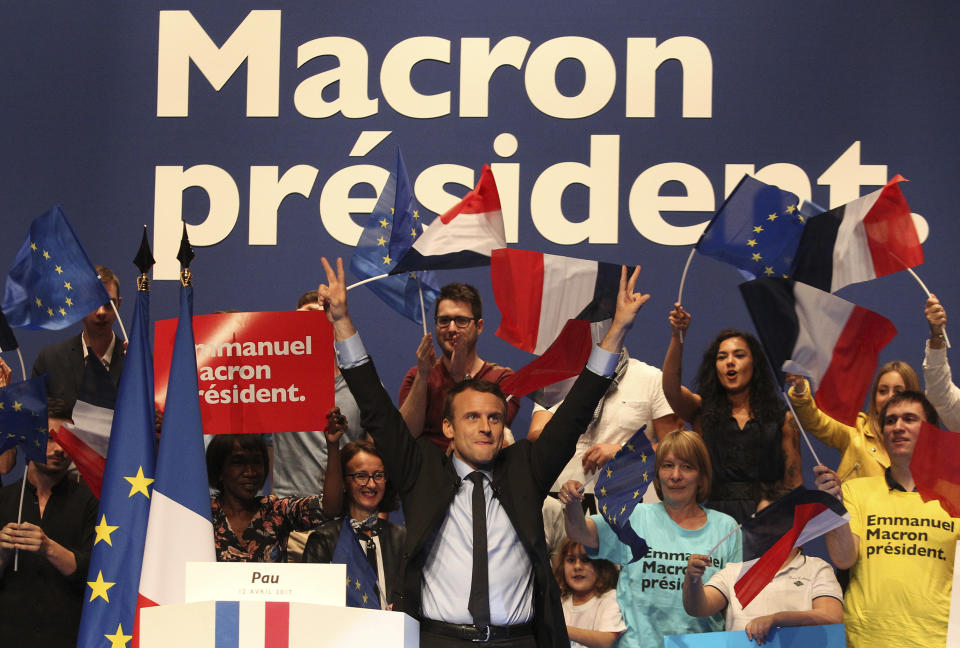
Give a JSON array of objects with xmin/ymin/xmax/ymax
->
[
  {"xmin": 391, "ymin": 164, "xmax": 506, "ymax": 273},
  {"xmin": 349, "ymin": 149, "xmax": 440, "ymax": 326},
  {"xmin": 696, "ymin": 176, "xmax": 805, "ymax": 281},
  {"xmin": 332, "ymin": 521, "xmax": 381, "ymax": 609},
  {"xmin": 0, "ymin": 376, "xmax": 48, "ymax": 464},
  {"xmin": 2, "ymin": 205, "xmax": 111, "ymax": 330},
  {"xmin": 594, "ymin": 426, "xmax": 654, "ymax": 563}
]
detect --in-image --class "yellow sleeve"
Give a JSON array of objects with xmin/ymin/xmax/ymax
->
[{"xmin": 788, "ymin": 379, "xmax": 854, "ymax": 453}]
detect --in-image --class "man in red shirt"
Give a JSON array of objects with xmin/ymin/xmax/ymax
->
[{"xmin": 399, "ymin": 283, "xmax": 519, "ymax": 449}]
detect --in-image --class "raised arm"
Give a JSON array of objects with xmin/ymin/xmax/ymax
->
[
  {"xmin": 785, "ymin": 375, "xmax": 855, "ymax": 452},
  {"xmin": 924, "ymin": 294, "xmax": 960, "ymax": 431},
  {"xmin": 398, "ymin": 334, "xmax": 435, "ymax": 438},
  {"xmin": 558, "ymin": 480, "xmax": 599, "ymax": 548},
  {"xmin": 813, "ymin": 464, "xmax": 859, "ymax": 569},
  {"xmin": 662, "ymin": 303, "xmax": 702, "ymax": 424},
  {"xmin": 321, "ymin": 407, "xmax": 345, "ymax": 517}
]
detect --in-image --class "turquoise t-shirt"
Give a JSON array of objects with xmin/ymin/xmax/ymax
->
[{"xmin": 588, "ymin": 503, "xmax": 741, "ymax": 648}]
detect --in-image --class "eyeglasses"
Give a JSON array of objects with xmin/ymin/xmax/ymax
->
[
  {"xmin": 346, "ymin": 471, "xmax": 387, "ymax": 484},
  {"xmin": 436, "ymin": 316, "xmax": 478, "ymax": 329}
]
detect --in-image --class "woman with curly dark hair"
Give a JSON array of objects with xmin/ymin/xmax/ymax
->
[{"xmin": 662, "ymin": 303, "xmax": 801, "ymax": 523}]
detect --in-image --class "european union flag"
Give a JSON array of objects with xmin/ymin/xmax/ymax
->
[
  {"xmin": 76, "ymin": 288, "xmax": 156, "ymax": 648},
  {"xmin": 332, "ymin": 521, "xmax": 381, "ymax": 609},
  {"xmin": 349, "ymin": 149, "xmax": 439, "ymax": 325},
  {"xmin": 0, "ymin": 375, "xmax": 48, "ymax": 464},
  {"xmin": 594, "ymin": 426, "xmax": 654, "ymax": 563},
  {"xmin": 696, "ymin": 176, "xmax": 806, "ymax": 280},
  {"xmin": 2, "ymin": 205, "xmax": 111, "ymax": 330}
]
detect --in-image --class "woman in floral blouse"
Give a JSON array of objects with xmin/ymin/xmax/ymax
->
[{"xmin": 207, "ymin": 409, "xmax": 344, "ymax": 562}]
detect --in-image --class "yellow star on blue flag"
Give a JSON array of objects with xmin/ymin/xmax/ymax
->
[
  {"xmin": 348, "ymin": 149, "xmax": 439, "ymax": 326},
  {"xmin": 696, "ymin": 176, "xmax": 806, "ymax": 281},
  {"xmin": 594, "ymin": 425, "xmax": 655, "ymax": 563},
  {"xmin": 1, "ymin": 206, "xmax": 111, "ymax": 330},
  {"xmin": 0, "ymin": 376, "xmax": 48, "ymax": 463}
]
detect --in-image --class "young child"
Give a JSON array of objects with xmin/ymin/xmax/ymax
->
[{"xmin": 554, "ymin": 538, "xmax": 626, "ymax": 648}]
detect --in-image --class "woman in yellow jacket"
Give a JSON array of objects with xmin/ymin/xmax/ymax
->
[{"xmin": 785, "ymin": 361, "xmax": 920, "ymax": 480}]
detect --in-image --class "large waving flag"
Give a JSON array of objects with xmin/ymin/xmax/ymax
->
[
  {"xmin": 911, "ymin": 421, "xmax": 960, "ymax": 517},
  {"xmin": 349, "ymin": 149, "xmax": 440, "ymax": 325},
  {"xmin": 790, "ymin": 175, "xmax": 923, "ymax": 292},
  {"xmin": 740, "ymin": 278, "xmax": 897, "ymax": 427},
  {"xmin": 491, "ymin": 248, "xmax": 620, "ymax": 354},
  {"xmin": 735, "ymin": 487, "xmax": 848, "ymax": 607},
  {"xmin": 696, "ymin": 175, "xmax": 806, "ymax": 280},
  {"xmin": 594, "ymin": 427, "xmax": 654, "ymax": 563},
  {"xmin": 53, "ymin": 355, "xmax": 117, "ymax": 497},
  {"xmin": 390, "ymin": 164, "xmax": 506, "ymax": 273},
  {"xmin": 77, "ymin": 287, "xmax": 157, "ymax": 648},
  {"xmin": 332, "ymin": 521, "xmax": 381, "ymax": 609},
  {"xmin": 2, "ymin": 205, "xmax": 111, "ymax": 330},
  {"xmin": 0, "ymin": 375, "xmax": 48, "ymax": 464},
  {"xmin": 499, "ymin": 319, "xmax": 593, "ymax": 401},
  {"xmin": 138, "ymin": 283, "xmax": 215, "ymax": 619}
]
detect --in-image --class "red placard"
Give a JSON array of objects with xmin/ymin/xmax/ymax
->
[{"xmin": 154, "ymin": 311, "xmax": 334, "ymax": 435}]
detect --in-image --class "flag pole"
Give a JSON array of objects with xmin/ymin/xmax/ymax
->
[
  {"xmin": 110, "ymin": 300, "xmax": 129, "ymax": 345},
  {"xmin": 676, "ymin": 248, "xmax": 696, "ymax": 344},
  {"xmin": 346, "ymin": 273, "xmax": 390, "ymax": 291},
  {"xmin": 414, "ymin": 274, "xmax": 427, "ymax": 337},
  {"xmin": 782, "ymin": 389, "xmax": 823, "ymax": 466},
  {"xmin": 903, "ymin": 266, "xmax": 951, "ymax": 349},
  {"xmin": 706, "ymin": 523, "xmax": 742, "ymax": 559},
  {"xmin": 13, "ymin": 466, "xmax": 29, "ymax": 571},
  {"xmin": 15, "ymin": 348, "xmax": 27, "ymax": 382}
]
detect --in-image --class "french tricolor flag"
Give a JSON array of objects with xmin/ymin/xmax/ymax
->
[
  {"xmin": 739, "ymin": 278, "xmax": 896, "ymax": 426},
  {"xmin": 52, "ymin": 354, "xmax": 116, "ymax": 497},
  {"xmin": 735, "ymin": 487, "xmax": 849, "ymax": 607},
  {"xmin": 491, "ymin": 248, "xmax": 620, "ymax": 354},
  {"xmin": 137, "ymin": 284, "xmax": 215, "ymax": 627},
  {"xmin": 790, "ymin": 175, "xmax": 923, "ymax": 293},
  {"xmin": 390, "ymin": 164, "xmax": 506, "ymax": 273}
]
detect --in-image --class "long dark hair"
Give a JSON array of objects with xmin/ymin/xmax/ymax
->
[
  {"xmin": 341, "ymin": 440, "xmax": 399, "ymax": 513},
  {"xmin": 693, "ymin": 329, "xmax": 785, "ymax": 432}
]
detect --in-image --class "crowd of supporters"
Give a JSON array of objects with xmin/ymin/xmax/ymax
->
[{"xmin": 1, "ymin": 264, "xmax": 957, "ymax": 648}]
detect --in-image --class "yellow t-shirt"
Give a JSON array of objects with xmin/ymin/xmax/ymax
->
[{"xmin": 843, "ymin": 475, "xmax": 959, "ymax": 648}]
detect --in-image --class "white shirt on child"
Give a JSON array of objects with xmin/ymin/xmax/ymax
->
[{"xmin": 561, "ymin": 589, "xmax": 626, "ymax": 648}]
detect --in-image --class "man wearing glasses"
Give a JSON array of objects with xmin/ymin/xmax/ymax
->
[
  {"xmin": 31, "ymin": 265, "xmax": 124, "ymax": 411},
  {"xmin": 399, "ymin": 283, "xmax": 519, "ymax": 450}
]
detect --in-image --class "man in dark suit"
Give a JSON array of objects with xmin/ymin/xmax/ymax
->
[
  {"xmin": 31, "ymin": 265, "xmax": 124, "ymax": 410},
  {"xmin": 317, "ymin": 257, "xmax": 649, "ymax": 647}
]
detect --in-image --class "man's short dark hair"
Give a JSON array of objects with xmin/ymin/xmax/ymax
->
[
  {"xmin": 435, "ymin": 283, "xmax": 482, "ymax": 320},
  {"xmin": 442, "ymin": 378, "xmax": 507, "ymax": 422},
  {"xmin": 47, "ymin": 398, "xmax": 72, "ymax": 421},
  {"xmin": 96, "ymin": 265, "xmax": 120, "ymax": 297},
  {"xmin": 205, "ymin": 433, "xmax": 270, "ymax": 492},
  {"xmin": 879, "ymin": 390, "xmax": 939, "ymax": 428},
  {"xmin": 297, "ymin": 289, "xmax": 319, "ymax": 309}
]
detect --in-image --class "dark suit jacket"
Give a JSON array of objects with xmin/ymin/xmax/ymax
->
[
  {"xmin": 32, "ymin": 333, "xmax": 124, "ymax": 411},
  {"xmin": 341, "ymin": 358, "xmax": 611, "ymax": 648},
  {"xmin": 301, "ymin": 517, "xmax": 406, "ymax": 608}
]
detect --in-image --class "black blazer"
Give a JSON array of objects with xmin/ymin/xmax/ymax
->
[
  {"xmin": 302, "ymin": 517, "xmax": 406, "ymax": 609},
  {"xmin": 341, "ymin": 358, "xmax": 610, "ymax": 648},
  {"xmin": 32, "ymin": 333, "xmax": 124, "ymax": 410}
]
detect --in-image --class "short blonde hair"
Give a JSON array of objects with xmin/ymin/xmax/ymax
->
[{"xmin": 653, "ymin": 429, "xmax": 712, "ymax": 502}]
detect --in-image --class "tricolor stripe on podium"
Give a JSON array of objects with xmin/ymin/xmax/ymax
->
[{"xmin": 214, "ymin": 602, "xmax": 291, "ymax": 648}]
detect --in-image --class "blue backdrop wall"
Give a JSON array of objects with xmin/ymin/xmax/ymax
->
[{"xmin": 3, "ymin": 2, "xmax": 959, "ymax": 485}]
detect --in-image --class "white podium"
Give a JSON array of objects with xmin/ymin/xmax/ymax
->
[{"xmin": 139, "ymin": 562, "xmax": 419, "ymax": 647}]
